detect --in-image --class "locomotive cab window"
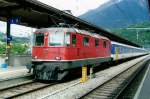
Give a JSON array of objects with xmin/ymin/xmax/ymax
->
[
  {"xmin": 65, "ymin": 33, "xmax": 70, "ymax": 46},
  {"xmin": 103, "ymin": 40, "xmax": 107, "ymax": 48},
  {"xmin": 49, "ymin": 31, "xmax": 64, "ymax": 46},
  {"xmin": 72, "ymin": 35, "xmax": 76, "ymax": 47},
  {"xmin": 34, "ymin": 33, "xmax": 44, "ymax": 46},
  {"xmin": 83, "ymin": 37, "xmax": 89, "ymax": 46},
  {"xmin": 95, "ymin": 39, "xmax": 99, "ymax": 47}
]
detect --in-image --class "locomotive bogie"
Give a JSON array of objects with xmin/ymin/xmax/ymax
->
[{"xmin": 32, "ymin": 56, "xmax": 112, "ymax": 80}]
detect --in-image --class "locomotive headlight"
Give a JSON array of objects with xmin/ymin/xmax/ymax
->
[
  {"xmin": 33, "ymin": 56, "xmax": 37, "ymax": 59},
  {"xmin": 55, "ymin": 56, "xmax": 61, "ymax": 60},
  {"xmin": 35, "ymin": 56, "xmax": 37, "ymax": 59}
]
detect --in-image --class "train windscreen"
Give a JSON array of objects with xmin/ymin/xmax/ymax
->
[
  {"xmin": 49, "ymin": 31, "xmax": 64, "ymax": 46},
  {"xmin": 49, "ymin": 32, "xmax": 70, "ymax": 46},
  {"xmin": 34, "ymin": 33, "xmax": 44, "ymax": 46}
]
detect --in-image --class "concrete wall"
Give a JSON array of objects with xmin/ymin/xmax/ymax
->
[{"xmin": 0, "ymin": 55, "xmax": 31, "ymax": 67}]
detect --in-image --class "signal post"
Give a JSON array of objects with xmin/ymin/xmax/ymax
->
[{"xmin": 6, "ymin": 18, "xmax": 11, "ymax": 66}]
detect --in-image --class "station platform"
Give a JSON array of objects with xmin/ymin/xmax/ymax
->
[{"xmin": 0, "ymin": 66, "xmax": 31, "ymax": 81}]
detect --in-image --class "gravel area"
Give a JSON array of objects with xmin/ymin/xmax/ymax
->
[{"xmin": 15, "ymin": 79, "xmax": 80, "ymax": 99}]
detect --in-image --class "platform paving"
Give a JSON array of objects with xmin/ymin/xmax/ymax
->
[{"xmin": 0, "ymin": 66, "xmax": 31, "ymax": 81}]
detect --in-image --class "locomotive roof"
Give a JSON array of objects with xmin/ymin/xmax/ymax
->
[{"xmin": 35, "ymin": 27, "xmax": 109, "ymax": 40}]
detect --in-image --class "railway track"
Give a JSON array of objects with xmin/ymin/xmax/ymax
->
[
  {"xmin": 0, "ymin": 80, "xmax": 56, "ymax": 99},
  {"xmin": 0, "ymin": 75, "xmax": 33, "ymax": 90},
  {"xmin": 81, "ymin": 57, "xmax": 150, "ymax": 99}
]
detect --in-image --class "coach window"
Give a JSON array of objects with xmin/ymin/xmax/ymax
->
[
  {"xmin": 65, "ymin": 32, "xmax": 70, "ymax": 46},
  {"xmin": 103, "ymin": 40, "xmax": 107, "ymax": 48},
  {"xmin": 72, "ymin": 35, "xmax": 76, "ymax": 47},
  {"xmin": 95, "ymin": 39, "xmax": 99, "ymax": 47},
  {"xmin": 83, "ymin": 37, "xmax": 89, "ymax": 46},
  {"xmin": 35, "ymin": 33, "xmax": 44, "ymax": 46}
]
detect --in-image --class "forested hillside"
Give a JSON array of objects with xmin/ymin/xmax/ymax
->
[{"xmin": 111, "ymin": 22, "xmax": 150, "ymax": 49}]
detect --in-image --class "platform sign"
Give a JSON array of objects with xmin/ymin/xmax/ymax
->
[
  {"xmin": 6, "ymin": 45, "xmax": 12, "ymax": 49},
  {"xmin": 6, "ymin": 36, "xmax": 12, "ymax": 43},
  {"xmin": 6, "ymin": 43, "xmax": 12, "ymax": 49},
  {"xmin": 8, "ymin": 17, "xmax": 21, "ymax": 24},
  {"xmin": 7, "ymin": 36, "xmax": 12, "ymax": 41}
]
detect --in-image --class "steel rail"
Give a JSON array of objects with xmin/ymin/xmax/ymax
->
[{"xmin": 0, "ymin": 81, "xmax": 56, "ymax": 99}]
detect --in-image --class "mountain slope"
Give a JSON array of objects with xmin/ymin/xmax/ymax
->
[{"xmin": 79, "ymin": 0, "xmax": 149, "ymax": 28}]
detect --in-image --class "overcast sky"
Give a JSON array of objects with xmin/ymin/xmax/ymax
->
[{"xmin": 38, "ymin": 0, "xmax": 110, "ymax": 16}]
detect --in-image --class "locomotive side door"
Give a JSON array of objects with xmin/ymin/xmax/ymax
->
[{"xmin": 71, "ymin": 33, "xmax": 80, "ymax": 58}]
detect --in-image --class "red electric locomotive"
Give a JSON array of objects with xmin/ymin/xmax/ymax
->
[{"xmin": 31, "ymin": 27, "xmax": 112, "ymax": 80}]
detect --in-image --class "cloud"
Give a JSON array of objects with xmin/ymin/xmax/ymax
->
[{"xmin": 38, "ymin": 0, "xmax": 110, "ymax": 16}]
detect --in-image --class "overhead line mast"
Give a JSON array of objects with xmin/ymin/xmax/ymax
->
[
  {"xmin": 126, "ymin": 27, "xmax": 150, "ymax": 48},
  {"xmin": 147, "ymin": 0, "xmax": 150, "ymax": 19}
]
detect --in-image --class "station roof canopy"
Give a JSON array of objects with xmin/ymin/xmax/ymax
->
[{"xmin": 0, "ymin": 0, "xmax": 140, "ymax": 47}]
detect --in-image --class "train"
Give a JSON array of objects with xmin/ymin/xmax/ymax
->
[
  {"xmin": 29, "ymin": 27, "xmax": 147, "ymax": 81},
  {"xmin": 111, "ymin": 41, "xmax": 146, "ymax": 60}
]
